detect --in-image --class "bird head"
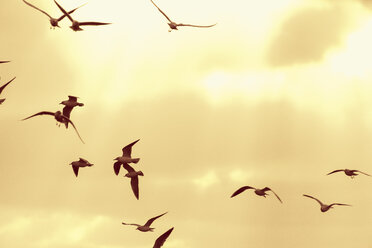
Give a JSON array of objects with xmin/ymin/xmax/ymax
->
[{"xmin": 113, "ymin": 157, "xmax": 120, "ymax": 161}]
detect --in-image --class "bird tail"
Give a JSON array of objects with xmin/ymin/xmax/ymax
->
[
  {"xmin": 132, "ymin": 158, "xmax": 140, "ymax": 163},
  {"xmin": 137, "ymin": 171, "xmax": 144, "ymax": 176},
  {"xmin": 78, "ymin": 103, "xmax": 84, "ymax": 107}
]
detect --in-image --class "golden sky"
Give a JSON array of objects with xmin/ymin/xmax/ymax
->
[{"xmin": 1, "ymin": 0, "xmax": 372, "ymax": 247}]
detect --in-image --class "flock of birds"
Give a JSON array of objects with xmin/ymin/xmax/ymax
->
[{"xmin": 1, "ymin": 1, "xmax": 371, "ymax": 247}]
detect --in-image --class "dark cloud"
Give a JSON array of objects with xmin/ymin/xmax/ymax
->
[{"xmin": 266, "ymin": 6, "xmax": 350, "ymax": 67}]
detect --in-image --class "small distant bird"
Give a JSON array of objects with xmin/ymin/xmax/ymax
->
[
  {"xmin": 327, "ymin": 169, "xmax": 371, "ymax": 178},
  {"xmin": 303, "ymin": 194, "xmax": 351, "ymax": 212},
  {"xmin": 122, "ymin": 163, "xmax": 144, "ymax": 200},
  {"xmin": 60, "ymin": 95, "xmax": 84, "ymax": 128},
  {"xmin": 150, "ymin": 0, "xmax": 216, "ymax": 32},
  {"xmin": 54, "ymin": 0, "xmax": 111, "ymax": 31},
  {"xmin": 0, "ymin": 77, "xmax": 16, "ymax": 105},
  {"xmin": 113, "ymin": 139, "xmax": 140, "ymax": 175},
  {"xmin": 231, "ymin": 186, "xmax": 282, "ymax": 203},
  {"xmin": 122, "ymin": 212, "xmax": 167, "ymax": 232},
  {"xmin": 0, "ymin": 61, "xmax": 10, "ymax": 64},
  {"xmin": 21, "ymin": 110, "xmax": 85, "ymax": 143},
  {"xmin": 23, "ymin": 0, "xmax": 84, "ymax": 29},
  {"xmin": 153, "ymin": 227, "xmax": 174, "ymax": 248},
  {"xmin": 70, "ymin": 158, "xmax": 93, "ymax": 177}
]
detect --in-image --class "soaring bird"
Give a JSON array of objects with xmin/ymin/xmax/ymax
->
[
  {"xmin": 23, "ymin": 0, "xmax": 84, "ymax": 29},
  {"xmin": 0, "ymin": 77, "xmax": 16, "ymax": 105},
  {"xmin": 70, "ymin": 158, "xmax": 93, "ymax": 177},
  {"xmin": 303, "ymin": 194, "xmax": 351, "ymax": 212},
  {"xmin": 0, "ymin": 61, "xmax": 10, "ymax": 64},
  {"xmin": 122, "ymin": 163, "xmax": 144, "ymax": 200},
  {"xmin": 122, "ymin": 212, "xmax": 167, "ymax": 232},
  {"xmin": 21, "ymin": 110, "xmax": 85, "ymax": 143},
  {"xmin": 231, "ymin": 186, "xmax": 282, "ymax": 203},
  {"xmin": 153, "ymin": 227, "xmax": 174, "ymax": 248},
  {"xmin": 327, "ymin": 169, "xmax": 371, "ymax": 178},
  {"xmin": 54, "ymin": 0, "xmax": 111, "ymax": 31},
  {"xmin": 113, "ymin": 139, "xmax": 140, "ymax": 175},
  {"xmin": 150, "ymin": 0, "xmax": 216, "ymax": 32},
  {"xmin": 60, "ymin": 96, "xmax": 84, "ymax": 128}
]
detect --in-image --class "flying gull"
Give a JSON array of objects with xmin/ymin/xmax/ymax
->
[
  {"xmin": 54, "ymin": 0, "xmax": 111, "ymax": 31},
  {"xmin": 122, "ymin": 212, "xmax": 167, "ymax": 232},
  {"xmin": 231, "ymin": 185, "xmax": 282, "ymax": 203},
  {"xmin": 0, "ymin": 77, "xmax": 16, "ymax": 105},
  {"xmin": 153, "ymin": 227, "xmax": 174, "ymax": 248},
  {"xmin": 327, "ymin": 169, "xmax": 371, "ymax": 178},
  {"xmin": 23, "ymin": 0, "xmax": 84, "ymax": 29},
  {"xmin": 122, "ymin": 163, "xmax": 144, "ymax": 200},
  {"xmin": 70, "ymin": 158, "xmax": 93, "ymax": 177},
  {"xmin": 21, "ymin": 110, "xmax": 85, "ymax": 143},
  {"xmin": 303, "ymin": 194, "xmax": 351, "ymax": 212},
  {"xmin": 113, "ymin": 139, "xmax": 140, "ymax": 175},
  {"xmin": 150, "ymin": 0, "xmax": 216, "ymax": 32},
  {"xmin": 60, "ymin": 95, "xmax": 84, "ymax": 128}
]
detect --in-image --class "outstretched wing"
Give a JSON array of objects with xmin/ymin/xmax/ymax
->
[
  {"xmin": 62, "ymin": 106, "xmax": 73, "ymax": 119},
  {"xmin": 61, "ymin": 116, "xmax": 85, "ymax": 144},
  {"xmin": 72, "ymin": 165, "xmax": 79, "ymax": 177},
  {"xmin": 353, "ymin": 170, "xmax": 371, "ymax": 176},
  {"xmin": 230, "ymin": 186, "xmax": 255, "ymax": 198},
  {"xmin": 21, "ymin": 111, "xmax": 55, "ymax": 121},
  {"xmin": 177, "ymin": 23, "xmax": 217, "ymax": 28},
  {"xmin": 122, "ymin": 163, "xmax": 135, "ymax": 173},
  {"xmin": 78, "ymin": 22, "xmax": 111, "ymax": 26},
  {"xmin": 153, "ymin": 227, "xmax": 174, "ymax": 248},
  {"xmin": 79, "ymin": 158, "xmax": 88, "ymax": 163},
  {"xmin": 121, "ymin": 222, "xmax": 141, "ymax": 227},
  {"xmin": 122, "ymin": 139, "xmax": 140, "ymax": 157},
  {"xmin": 327, "ymin": 169, "xmax": 344, "ymax": 175},
  {"xmin": 145, "ymin": 212, "xmax": 167, "ymax": 227},
  {"xmin": 150, "ymin": 0, "xmax": 172, "ymax": 23},
  {"xmin": 130, "ymin": 176, "xmax": 139, "ymax": 200},
  {"xmin": 23, "ymin": 0, "xmax": 52, "ymax": 19},
  {"xmin": 0, "ymin": 99, "xmax": 5, "ymax": 104},
  {"xmin": 54, "ymin": 0, "xmax": 74, "ymax": 22},
  {"xmin": 263, "ymin": 187, "xmax": 282, "ymax": 203},
  {"xmin": 303, "ymin": 194, "xmax": 323, "ymax": 206},
  {"xmin": 113, "ymin": 161, "xmax": 122, "ymax": 175},
  {"xmin": 57, "ymin": 4, "xmax": 86, "ymax": 21},
  {"xmin": 0, "ymin": 61, "xmax": 10, "ymax": 64},
  {"xmin": 330, "ymin": 203, "xmax": 351, "ymax": 207},
  {"xmin": 0, "ymin": 77, "xmax": 16, "ymax": 95}
]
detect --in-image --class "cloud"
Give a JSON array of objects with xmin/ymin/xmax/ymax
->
[
  {"xmin": 192, "ymin": 171, "xmax": 219, "ymax": 189},
  {"xmin": 266, "ymin": 5, "xmax": 350, "ymax": 67}
]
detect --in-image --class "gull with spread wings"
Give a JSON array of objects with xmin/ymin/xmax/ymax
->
[
  {"xmin": 122, "ymin": 212, "xmax": 167, "ymax": 232},
  {"xmin": 122, "ymin": 163, "xmax": 144, "ymax": 200},
  {"xmin": 231, "ymin": 185, "xmax": 282, "ymax": 203},
  {"xmin": 21, "ymin": 110, "xmax": 85, "ymax": 143},
  {"xmin": 327, "ymin": 169, "xmax": 371, "ymax": 178},
  {"xmin": 54, "ymin": 0, "xmax": 111, "ymax": 31},
  {"xmin": 60, "ymin": 96, "xmax": 84, "ymax": 128},
  {"xmin": 0, "ymin": 77, "xmax": 16, "ymax": 105},
  {"xmin": 150, "ymin": 0, "xmax": 216, "ymax": 32},
  {"xmin": 303, "ymin": 194, "xmax": 351, "ymax": 212},
  {"xmin": 23, "ymin": 0, "xmax": 84, "ymax": 29},
  {"xmin": 69, "ymin": 158, "xmax": 93, "ymax": 177},
  {"xmin": 153, "ymin": 227, "xmax": 174, "ymax": 248},
  {"xmin": 113, "ymin": 139, "xmax": 140, "ymax": 175}
]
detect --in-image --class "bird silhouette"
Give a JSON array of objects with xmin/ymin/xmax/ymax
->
[
  {"xmin": 60, "ymin": 96, "xmax": 84, "ymax": 128},
  {"xmin": 153, "ymin": 227, "xmax": 174, "ymax": 248},
  {"xmin": 70, "ymin": 158, "xmax": 93, "ymax": 177},
  {"xmin": 231, "ymin": 186, "xmax": 282, "ymax": 203},
  {"xmin": 327, "ymin": 169, "xmax": 371, "ymax": 178},
  {"xmin": 150, "ymin": 0, "xmax": 216, "ymax": 32},
  {"xmin": 122, "ymin": 212, "xmax": 167, "ymax": 232},
  {"xmin": 54, "ymin": 0, "xmax": 111, "ymax": 31},
  {"xmin": 23, "ymin": 0, "xmax": 84, "ymax": 29},
  {"xmin": 122, "ymin": 163, "xmax": 143, "ymax": 200},
  {"xmin": 113, "ymin": 139, "xmax": 140, "ymax": 175},
  {"xmin": 0, "ymin": 61, "xmax": 10, "ymax": 64},
  {"xmin": 303, "ymin": 194, "xmax": 351, "ymax": 212},
  {"xmin": 0, "ymin": 77, "xmax": 16, "ymax": 105},
  {"xmin": 21, "ymin": 110, "xmax": 85, "ymax": 143}
]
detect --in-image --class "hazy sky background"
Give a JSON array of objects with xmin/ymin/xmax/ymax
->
[{"xmin": 1, "ymin": 0, "xmax": 372, "ymax": 247}]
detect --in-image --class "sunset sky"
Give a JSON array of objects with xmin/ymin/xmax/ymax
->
[{"xmin": 1, "ymin": 0, "xmax": 372, "ymax": 247}]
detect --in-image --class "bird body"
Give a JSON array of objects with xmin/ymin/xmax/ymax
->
[
  {"xmin": 327, "ymin": 169, "xmax": 371, "ymax": 178},
  {"xmin": 303, "ymin": 194, "xmax": 351, "ymax": 212},
  {"xmin": 122, "ymin": 163, "xmax": 143, "ymax": 199},
  {"xmin": 70, "ymin": 158, "xmax": 93, "ymax": 177},
  {"xmin": 231, "ymin": 185, "xmax": 282, "ymax": 203},
  {"xmin": 122, "ymin": 212, "xmax": 167, "ymax": 232}
]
